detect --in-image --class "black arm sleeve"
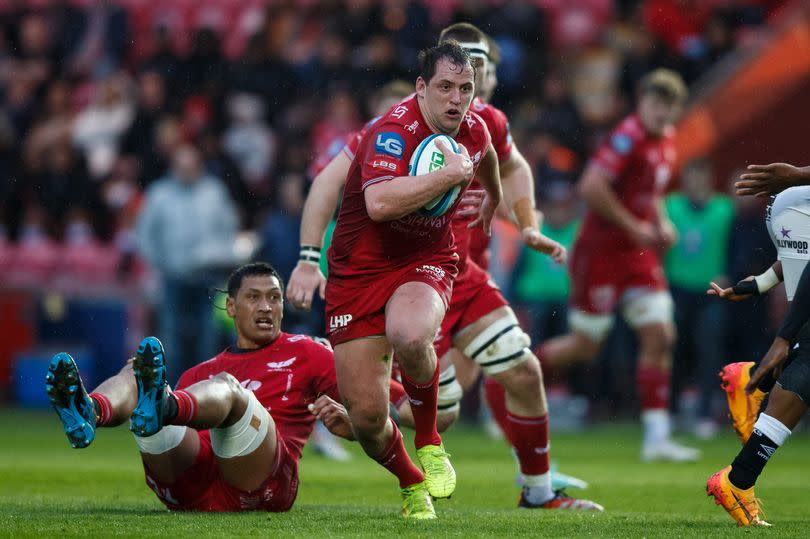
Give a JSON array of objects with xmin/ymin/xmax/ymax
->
[{"xmin": 778, "ymin": 261, "xmax": 810, "ymax": 341}]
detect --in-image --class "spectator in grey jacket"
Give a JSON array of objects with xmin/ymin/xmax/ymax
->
[{"xmin": 136, "ymin": 144, "xmax": 239, "ymax": 382}]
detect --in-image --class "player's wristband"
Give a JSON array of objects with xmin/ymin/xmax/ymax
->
[
  {"xmin": 731, "ymin": 279, "xmax": 759, "ymax": 296},
  {"xmin": 299, "ymin": 245, "xmax": 321, "ymax": 266},
  {"xmin": 754, "ymin": 267, "xmax": 781, "ymax": 294}
]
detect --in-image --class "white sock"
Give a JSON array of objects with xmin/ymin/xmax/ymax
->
[
  {"xmin": 754, "ymin": 413, "xmax": 791, "ymax": 446},
  {"xmin": 641, "ymin": 409, "xmax": 670, "ymax": 445},
  {"xmin": 133, "ymin": 425, "xmax": 187, "ymax": 455},
  {"xmin": 523, "ymin": 472, "xmax": 553, "ymax": 504}
]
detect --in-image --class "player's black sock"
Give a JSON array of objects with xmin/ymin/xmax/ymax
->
[
  {"xmin": 728, "ymin": 429, "xmax": 779, "ymax": 489},
  {"xmin": 91, "ymin": 397, "xmax": 101, "ymax": 418},
  {"xmin": 162, "ymin": 393, "xmax": 179, "ymax": 423}
]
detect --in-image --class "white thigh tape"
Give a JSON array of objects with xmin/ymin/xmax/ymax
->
[
  {"xmin": 438, "ymin": 364, "xmax": 463, "ymax": 414},
  {"xmin": 133, "ymin": 425, "xmax": 187, "ymax": 455},
  {"xmin": 463, "ymin": 315, "xmax": 531, "ymax": 375},
  {"xmin": 210, "ymin": 390, "xmax": 271, "ymax": 459}
]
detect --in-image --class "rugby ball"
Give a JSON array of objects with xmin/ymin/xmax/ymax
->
[{"xmin": 409, "ymin": 134, "xmax": 463, "ymax": 218}]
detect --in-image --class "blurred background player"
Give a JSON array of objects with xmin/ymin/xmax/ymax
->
[
  {"xmin": 537, "ymin": 69, "xmax": 700, "ymax": 462},
  {"xmin": 706, "ymin": 170, "xmax": 810, "ymax": 527},
  {"xmin": 324, "ymin": 42, "xmax": 501, "ymax": 518},
  {"xmin": 45, "ymin": 263, "xmax": 356, "ymax": 513}
]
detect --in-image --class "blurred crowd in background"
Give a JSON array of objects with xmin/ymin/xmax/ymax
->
[{"xmin": 0, "ymin": 0, "xmax": 795, "ymax": 435}]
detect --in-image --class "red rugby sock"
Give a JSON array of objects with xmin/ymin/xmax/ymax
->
[
  {"xmin": 89, "ymin": 392, "xmax": 113, "ymax": 426},
  {"xmin": 168, "ymin": 390, "xmax": 197, "ymax": 425},
  {"xmin": 400, "ymin": 364, "xmax": 442, "ymax": 448},
  {"xmin": 506, "ymin": 412, "xmax": 550, "ymax": 475},
  {"xmin": 483, "ymin": 377, "xmax": 510, "ymax": 438},
  {"xmin": 636, "ymin": 364, "xmax": 670, "ymax": 410},
  {"xmin": 376, "ymin": 419, "xmax": 425, "ymax": 488}
]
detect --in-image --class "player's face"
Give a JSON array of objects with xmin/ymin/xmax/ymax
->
[
  {"xmin": 479, "ymin": 61, "xmax": 498, "ymax": 101},
  {"xmin": 471, "ymin": 55, "xmax": 487, "ymax": 96},
  {"xmin": 227, "ymin": 274, "xmax": 284, "ymax": 348},
  {"xmin": 638, "ymin": 93, "xmax": 682, "ymax": 136},
  {"xmin": 416, "ymin": 57, "xmax": 475, "ymax": 134}
]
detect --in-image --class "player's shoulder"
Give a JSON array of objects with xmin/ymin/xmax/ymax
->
[
  {"xmin": 460, "ymin": 109, "xmax": 491, "ymax": 140},
  {"xmin": 371, "ymin": 95, "xmax": 420, "ymax": 130},
  {"xmin": 603, "ymin": 115, "xmax": 646, "ymax": 156},
  {"xmin": 471, "ymin": 97, "xmax": 507, "ymax": 123},
  {"xmin": 281, "ymin": 332, "xmax": 334, "ymax": 356}
]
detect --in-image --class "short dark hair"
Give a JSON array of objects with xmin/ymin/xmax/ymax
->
[
  {"xmin": 439, "ymin": 22, "xmax": 487, "ymax": 46},
  {"xmin": 418, "ymin": 41, "xmax": 474, "ymax": 84},
  {"xmin": 227, "ymin": 262, "xmax": 284, "ymax": 298}
]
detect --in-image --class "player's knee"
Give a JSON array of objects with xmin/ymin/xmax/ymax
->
[
  {"xmin": 348, "ymin": 406, "xmax": 388, "ymax": 441},
  {"xmin": 213, "ymin": 372, "xmax": 250, "ymax": 413},
  {"xmin": 496, "ymin": 358, "xmax": 542, "ymax": 401},
  {"xmin": 638, "ymin": 323, "xmax": 674, "ymax": 356}
]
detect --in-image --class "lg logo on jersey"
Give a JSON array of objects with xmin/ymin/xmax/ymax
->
[{"xmin": 375, "ymin": 132, "xmax": 404, "ymax": 158}]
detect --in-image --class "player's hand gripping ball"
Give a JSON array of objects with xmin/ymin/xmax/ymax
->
[{"xmin": 409, "ymin": 134, "xmax": 464, "ymax": 217}]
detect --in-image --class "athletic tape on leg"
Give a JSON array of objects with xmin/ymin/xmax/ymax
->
[
  {"xmin": 462, "ymin": 316, "xmax": 531, "ymax": 375},
  {"xmin": 437, "ymin": 364, "xmax": 463, "ymax": 415},
  {"xmin": 211, "ymin": 390, "xmax": 271, "ymax": 459},
  {"xmin": 133, "ymin": 424, "xmax": 187, "ymax": 455}
]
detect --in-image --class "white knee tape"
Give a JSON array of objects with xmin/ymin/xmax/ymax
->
[
  {"xmin": 438, "ymin": 365, "xmax": 463, "ymax": 415},
  {"xmin": 210, "ymin": 390, "xmax": 271, "ymax": 459},
  {"xmin": 622, "ymin": 290, "xmax": 674, "ymax": 328},
  {"xmin": 568, "ymin": 309, "xmax": 613, "ymax": 341},
  {"xmin": 463, "ymin": 316, "xmax": 531, "ymax": 376},
  {"xmin": 133, "ymin": 425, "xmax": 187, "ymax": 455}
]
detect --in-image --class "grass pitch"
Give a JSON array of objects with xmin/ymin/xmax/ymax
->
[{"xmin": 1, "ymin": 409, "xmax": 808, "ymax": 537}]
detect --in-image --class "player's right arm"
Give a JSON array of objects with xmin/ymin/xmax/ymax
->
[
  {"xmin": 364, "ymin": 139, "xmax": 474, "ymax": 221},
  {"xmin": 707, "ymin": 260, "xmax": 783, "ymax": 301},
  {"xmin": 736, "ymin": 163, "xmax": 810, "ymax": 197},
  {"xmin": 577, "ymin": 163, "xmax": 660, "ymax": 247},
  {"xmin": 287, "ymin": 151, "xmax": 352, "ymax": 310}
]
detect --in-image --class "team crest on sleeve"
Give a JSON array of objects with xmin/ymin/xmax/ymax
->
[
  {"xmin": 375, "ymin": 132, "xmax": 405, "ymax": 158},
  {"xmin": 611, "ymin": 133, "xmax": 633, "ymax": 155}
]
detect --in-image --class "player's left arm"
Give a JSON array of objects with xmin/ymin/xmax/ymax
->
[
  {"xmin": 499, "ymin": 146, "xmax": 566, "ymax": 264},
  {"xmin": 653, "ymin": 197, "xmax": 678, "ymax": 249},
  {"xmin": 466, "ymin": 143, "xmax": 503, "ymax": 236},
  {"xmin": 747, "ymin": 260, "xmax": 810, "ymax": 392}
]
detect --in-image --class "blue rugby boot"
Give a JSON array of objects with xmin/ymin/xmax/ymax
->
[
  {"xmin": 46, "ymin": 353, "xmax": 96, "ymax": 449},
  {"xmin": 130, "ymin": 336, "xmax": 169, "ymax": 437}
]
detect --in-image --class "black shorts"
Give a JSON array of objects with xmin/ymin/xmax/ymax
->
[{"xmin": 776, "ymin": 322, "xmax": 810, "ymax": 402}]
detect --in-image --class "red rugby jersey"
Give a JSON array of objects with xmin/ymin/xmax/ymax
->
[
  {"xmin": 176, "ymin": 333, "xmax": 338, "ymax": 461},
  {"xmin": 328, "ymin": 95, "xmax": 492, "ymax": 279},
  {"xmin": 577, "ymin": 114, "xmax": 676, "ymax": 252}
]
